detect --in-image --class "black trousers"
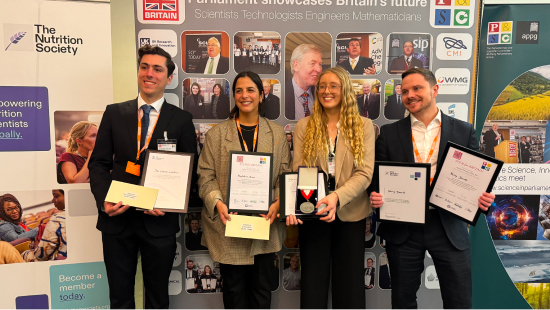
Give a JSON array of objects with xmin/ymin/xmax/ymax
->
[
  {"xmin": 298, "ymin": 215, "xmax": 366, "ymax": 309},
  {"xmin": 219, "ymin": 253, "xmax": 275, "ymax": 309},
  {"xmin": 102, "ymin": 211, "xmax": 176, "ymax": 309},
  {"xmin": 385, "ymin": 209, "xmax": 472, "ymax": 309}
]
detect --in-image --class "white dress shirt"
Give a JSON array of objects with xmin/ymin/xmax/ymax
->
[
  {"xmin": 137, "ymin": 93, "xmax": 164, "ymax": 143},
  {"xmin": 410, "ymin": 109, "xmax": 442, "ymax": 181},
  {"xmin": 349, "ymin": 55, "xmax": 360, "ymax": 68},
  {"xmin": 203, "ymin": 54, "xmax": 221, "ymax": 74}
]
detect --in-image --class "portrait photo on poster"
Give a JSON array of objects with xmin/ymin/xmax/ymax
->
[
  {"xmin": 182, "ymin": 78, "xmax": 231, "ymax": 120},
  {"xmin": 386, "ymin": 33, "xmax": 432, "ymax": 75},
  {"xmin": 335, "ymin": 32, "xmax": 383, "ymax": 76},
  {"xmin": 181, "ymin": 31, "xmax": 230, "ymax": 75}
]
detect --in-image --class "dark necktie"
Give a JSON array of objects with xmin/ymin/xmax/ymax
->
[
  {"xmin": 140, "ymin": 104, "xmax": 152, "ymax": 149},
  {"xmin": 300, "ymin": 92, "xmax": 310, "ymax": 117},
  {"xmin": 397, "ymin": 95, "xmax": 401, "ymax": 105}
]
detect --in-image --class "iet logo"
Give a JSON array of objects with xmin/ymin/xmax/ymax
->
[{"xmin": 454, "ymin": 10, "xmax": 469, "ymax": 26}]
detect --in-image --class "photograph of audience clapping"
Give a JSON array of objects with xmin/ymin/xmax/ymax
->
[{"xmin": 0, "ymin": 190, "xmax": 67, "ymax": 264}]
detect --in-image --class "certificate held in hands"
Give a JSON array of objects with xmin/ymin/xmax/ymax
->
[{"xmin": 377, "ymin": 162, "xmax": 431, "ymax": 224}]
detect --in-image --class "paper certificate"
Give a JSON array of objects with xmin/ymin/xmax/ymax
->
[
  {"xmin": 227, "ymin": 151, "xmax": 273, "ymax": 213},
  {"xmin": 377, "ymin": 162, "xmax": 430, "ymax": 224},
  {"xmin": 105, "ymin": 180, "xmax": 159, "ymax": 210},
  {"xmin": 225, "ymin": 214, "xmax": 270, "ymax": 240},
  {"xmin": 140, "ymin": 150, "xmax": 194, "ymax": 213},
  {"xmin": 280, "ymin": 172, "xmax": 327, "ymax": 219},
  {"xmin": 429, "ymin": 142, "xmax": 503, "ymax": 225}
]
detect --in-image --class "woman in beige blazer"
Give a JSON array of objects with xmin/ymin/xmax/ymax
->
[
  {"xmin": 198, "ymin": 71, "xmax": 291, "ymax": 308},
  {"xmin": 286, "ymin": 66, "xmax": 375, "ymax": 308}
]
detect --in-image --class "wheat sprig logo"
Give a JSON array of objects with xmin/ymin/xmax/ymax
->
[{"xmin": 5, "ymin": 31, "xmax": 27, "ymax": 51}]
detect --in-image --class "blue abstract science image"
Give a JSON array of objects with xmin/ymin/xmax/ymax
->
[{"xmin": 488, "ymin": 195, "xmax": 540, "ymax": 240}]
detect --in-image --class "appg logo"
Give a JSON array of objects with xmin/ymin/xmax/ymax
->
[
  {"xmin": 430, "ymin": 0, "xmax": 475, "ymax": 29},
  {"xmin": 136, "ymin": 0, "xmax": 185, "ymax": 24},
  {"xmin": 488, "ymin": 21, "xmax": 513, "ymax": 45},
  {"xmin": 436, "ymin": 33, "xmax": 473, "ymax": 60}
]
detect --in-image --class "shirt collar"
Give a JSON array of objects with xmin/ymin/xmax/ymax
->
[
  {"xmin": 349, "ymin": 55, "xmax": 360, "ymax": 62},
  {"xmin": 138, "ymin": 93, "xmax": 164, "ymax": 112},
  {"xmin": 292, "ymin": 77, "xmax": 313, "ymax": 98},
  {"xmin": 410, "ymin": 108, "xmax": 442, "ymax": 128},
  {"xmin": 210, "ymin": 53, "xmax": 220, "ymax": 61}
]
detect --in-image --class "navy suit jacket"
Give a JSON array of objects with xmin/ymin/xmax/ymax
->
[
  {"xmin": 337, "ymin": 56, "xmax": 375, "ymax": 75},
  {"xmin": 371, "ymin": 113, "xmax": 478, "ymax": 250},
  {"xmin": 89, "ymin": 98, "xmax": 198, "ymax": 237}
]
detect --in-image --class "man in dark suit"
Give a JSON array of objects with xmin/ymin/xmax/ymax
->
[
  {"xmin": 185, "ymin": 260, "xmax": 200, "ymax": 293},
  {"xmin": 261, "ymin": 79, "xmax": 280, "ymax": 120},
  {"xmin": 384, "ymin": 83, "xmax": 406, "ymax": 120},
  {"xmin": 185, "ymin": 218, "xmax": 207, "ymax": 251},
  {"xmin": 364, "ymin": 258, "xmax": 375, "ymax": 289},
  {"xmin": 482, "ymin": 123, "xmax": 502, "ymax": 158},
  {"xmin": 89, "ymin": 45, "xmax": 198, "ymax": 309},
  {"xmin": 337, "ymin": 38, "xmax": 376, "ymax": 75},
  {"xmin": 369, "ymin": 68, "xmax": 495, "ymax": 308},
  {"xmin": 196, "ymin": 37, "xmax": 229, "ymax": 74},
  {"xmin": 285, "ymin": 44, "xmax": 323, "ymax": 120},
  {"xmin": 389, "ymin": 41, "xmax": 424, "ymax": 74},
  {"xmin": 356, "ymin": 81, "xmax": 380, "ymax": 119}
]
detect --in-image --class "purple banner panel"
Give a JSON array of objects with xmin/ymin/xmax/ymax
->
[{"xmin": 0, "ymin": 86, "xmax": 50, "ymax": 151}]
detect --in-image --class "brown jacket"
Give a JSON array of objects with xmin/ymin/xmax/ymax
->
[
  {"xmin": 293, "ymin": 116, "xmax": 375, "ymax": 222},
  {"xmin": 198, "ymin": 117, "xmax": 291, "ymax": 264}
]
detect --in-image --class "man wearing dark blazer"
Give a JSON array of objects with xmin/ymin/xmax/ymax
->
[
  {"xmin": 384, "ymin": 83, "xmax": 406, "ymax": 120},
  {"xmin": 369, "ymin": 68, "xmax": 494, "ymax": 309},
  {"xmin": 356, "ymin": 81, "xmax": 380, "ymax": 119},
  {"xmin": 482, "ymin": 123, "xmax": 502, "ymax": 158},
  {"xmin": 364, "ymin": 258, "xmax": 375, "ymax": 289},
  {"xmin": 261, "ymin": 79, "xmax": 280, "ymax": 120},
  {"xmin": 89, "ymin": 45, "xmax": 198, "ymax": 309},
  {"xmin": 196, "ymin": 37, "xmax": 229, "ymax": 74},
  {"xmin": 388, "ymin": 41, "xmax": 424, "ymax": 74},
  {"xmin": 337, "ymin": 38, "xmax": 376, "ymax": 75}
]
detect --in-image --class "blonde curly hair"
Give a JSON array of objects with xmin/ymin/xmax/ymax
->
[
  {"xmin": 66, "ymin": 121, "xmax": 96, "ymax": 154},
  {"xmin": 301, "ymin": 66, "xmax": 365, "ymax": 167}
]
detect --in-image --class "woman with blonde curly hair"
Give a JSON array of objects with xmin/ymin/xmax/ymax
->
[
  {"xmin": 286, "ymin": 66, "xmax": 375, "ymax": 308},
  {"xmin": 57, "ymin": 121, "xmax": 98, "ymax": 183}
]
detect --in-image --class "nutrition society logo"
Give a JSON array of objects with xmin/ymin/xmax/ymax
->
[
  {"xmin": 3, "ymin": 24, "xmax": 33, "ymax": 52},
  {"xmin": 3, "ymin": 23, "xmax": 84, "ymax": 56},
  {"xmin": 430, "ymin": 0, "xmax": 475, "ymax": 29}
]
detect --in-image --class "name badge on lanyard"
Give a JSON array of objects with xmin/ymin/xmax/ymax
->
[
  {"xmin": 328, "ymin": 155, "xmax": 336, "ymax": 175},
  {"xmin": 158, "ymin": 131, "xmax": 177, "ymax": 152}
]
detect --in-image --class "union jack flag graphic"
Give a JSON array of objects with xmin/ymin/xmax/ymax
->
[{"xmin": 145, "ymin": 0, "xmax": 176, "ymax": 11}]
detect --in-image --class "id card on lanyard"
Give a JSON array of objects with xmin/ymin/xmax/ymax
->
[
  {"xmin": 328, "ymin": 133, "xmax": 338, "ymax": 175},
  {"xmin": 126, "ymin": 107, "xmax": 160, "ymax": 177},
  {"xmin": 158, "ymin": 131, "xmax": 177, "ymax": 152}
]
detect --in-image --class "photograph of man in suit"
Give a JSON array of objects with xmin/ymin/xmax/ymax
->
[
  {"xmin": 233, "ymin": 43, "xmax": 241, "ymax": 72},
  {"xmin": 384, "ymin": 83, "xmax": 406, "ymax": 120},
  {"xmin": 285, "ymin": 44, "xmax": 323, "ymax": 120},
  {"xmin": 241, "ymin": 44, "xmax": 249, "ymax": 69},
  {"xmin": 185, "ymin": 260, "xmax": 200, "ymax": 293},
  {"xmin": 196, "ymin": 37, "xmax": 229, "ymax": 75},
  {"xmin": 388, "ymin": 41, "xmax": 424, "ymax": 74},
  {"xmin": 283, "ymin": 255, "xmax": 301, "ymax": 291},
  {"xmin": 356, "ymin": 81, "xmax": 380, "ymax": 119},
  {"xmin": 369, "ymin": 68, "xmax": 495, "ymax": 308},
  {"xmin": 337, "ymin": 38, "xmax": 376, "ymax": 75},
  {"xmin": 261, "ymin": 79, "xmax": 280, "ymax": 120},
  {"xmin": 89, "ymin": 45, "xmax": 198, "ymax": 309},
  {"xmin": 364, "ymin": 257, "xmax": 375, "ymax": 289},
  {"xmin": 185, "ymin": 218, "xmax": 207, "ymax": 251},
  {"xmin": 483, "ymin": 123, "xmax": 502, "ymax": 158}
]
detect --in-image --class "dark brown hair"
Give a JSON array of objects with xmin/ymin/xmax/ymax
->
[
  {"xmin": 402, "ymin": 68, "xmax": 437, "ymax": 87},
  {"xmin": 138, "ymin": 44, "xmax": 175, "ymax": 76},
  {"xmin": 0, "ymin": 194, "xmax": 22, "ymax": 223}
]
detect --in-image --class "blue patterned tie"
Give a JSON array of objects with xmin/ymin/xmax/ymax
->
[{"xmin": 140, "ymin": 104, "xmax": 152, "ymax": 149}]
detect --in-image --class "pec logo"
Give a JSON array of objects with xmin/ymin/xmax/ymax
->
[
  {"xmin": 430, "ymin": 0, "xmax": 474, "ymax": 28},
  {"xmin": 487, "ymin": 21, "xmax": 513, "ymax": 45},
  {"xmin": 481, "ymin": 162, "xmax": 492, "ymax": 171}
]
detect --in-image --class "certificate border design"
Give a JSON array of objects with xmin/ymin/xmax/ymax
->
[
  {"xmin": 226, "ymin": 151, "xmax": 274, "ymax": 214},
  {"xmin": 375, "ymin": 161, "xmax": 431, "ymax": 226},
  {"xmin": 140, "ymin": 149, "xmax": 195, "ymax": 213},
  {"xmin": 429, "ymin": 141, "xmax": 504, "ymax": 226}
]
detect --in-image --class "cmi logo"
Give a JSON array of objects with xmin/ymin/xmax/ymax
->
[
  {"xmin": 430, "ymin": 0, "xmax": 475, "ymax": 29},
  {"xmin": 409, "ymin": 172, "xmax": 421, "ymax": 180},
  {"xmin": 487, "ymin": 21, "xmax": 513, "ymax": 45},
  {"xmin": 136, "ymin": 0, "xmax": 185, "ymax": 24},
  {"xmin": 436, "ymin": 33, "xmax": 473, "ymax": 60},
  {"xmin": 481, "ymin": 162, "xmax": 492, "ymax": 171}
]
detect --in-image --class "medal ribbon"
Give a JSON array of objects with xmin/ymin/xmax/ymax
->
[
  {"xmin": 235, "ymin": 117, "xmax": 258, "ymax": 152},
  {"xmin": 136, "ymin": 107, "xmax": 160, "ymax": 161},
  {"xmin": 301, "ymin": 190, "xmax": 313, "ymax": 200}
]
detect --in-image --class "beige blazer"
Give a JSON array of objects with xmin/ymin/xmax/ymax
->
[
  {"xmin": 198, "ymin": 117, "xmax": 292, "ymax": 265},
  {"xmin": 293, "ymin": 116, "xmax": 375, "ymax": 222}
]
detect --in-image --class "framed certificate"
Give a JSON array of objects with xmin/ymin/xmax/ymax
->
[
  {"xmin": 279, "ymin": 171, "xmax": 328, "ymax": 219},
  {"xmin": 429, "ymin": 142, "xmax": 503, "ymax": 226},
  {"xmin": 140, "ymin": 150, "xmax": 194, "ymax": 213},
  {"xmin": 227, "ymin": 151, "xmax": 273, "ymax": 213},
  {"xmin": 377, "ymin": 161, "xmax": 431, "ymax": 224}
]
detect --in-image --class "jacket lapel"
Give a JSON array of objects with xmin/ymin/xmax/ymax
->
[
  {"xmin": 151, "ymin": 101, "xmax": 176, "ymax": 144},
  {"xmin": 398, "ymin": 116, "xmax": 415, "ymax": 163},
  {"xmin": 256, "ymin": 117, "xmax": 273, "ymax": 153},
  {"xmin": 334, "ymin": 132, "xmax": 346, "ymax": 186},
  {"xmin": 438, "ymin": 113, "xmax": 452, "ymax": 164},
  {"xmin": 122, "ymin": 98, "xmax": 138, "ymax": 153}
]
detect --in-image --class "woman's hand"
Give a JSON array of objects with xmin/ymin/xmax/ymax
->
[
  {"xmin": 260, "ymin": 199, "xmax": 280, "ymax": 224},
  {"xmin": 369, "ymin": 192, "xmax": 383, "ymax": 209},
  {"xmin": 216, "ymin": 200, "xmax": 237, "ymax": 225},
  {"xmin": 316, "ymin": 192, "xmax": 339, "ymax": 223},
  {"xmin": 286, "ymin": 214, "xmax": 303, "ymax": 226}
]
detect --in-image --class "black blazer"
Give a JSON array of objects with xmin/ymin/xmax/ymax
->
[
  {"xmin": 196, "ymin": 56, "xmax": 229, "ymax": 74},
  {"xmin": 370, "ymin": 113, "xmax": 478, "ymax": 250},
  {"xmin": 285, "ymin": 73, "xmax": 315, "ymax": 120},
  {"xmin": 356, "ymin": 93, "xmax": 380, "ymax": 119},
  {"xmin": 388, "ymin": 56, "xmax": 424, "ymax": 74},
  {"xmin": 261, "ymin": 93, "xmax": 280, "ymax": 120},
  {"xmin": 89, "ymin": 98, "xmax": 198, "ymax": 237},
  {"xmin": 211, "ymin": 94, "xmax": 230, "ymax": 119},
  {"xmin": 337, "ymin": 56, "xmax": 375, "ymax": 75},
  {"xmin": 384, "ymin": 94, "xmax": 406, "ymax": 120},
  {"xmin": 184, "ymin": 95, "xmax": 206, "ymax": 119}
]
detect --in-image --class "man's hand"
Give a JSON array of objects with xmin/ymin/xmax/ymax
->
[
  {"xmin": 364, "ymin": 64, "xmax": 376, "ymax": 75},
  {"xmin": 260, "ymin": 199, "xmax": 280, "ymax": 224},
  {"xmin": 478, "ymin": 192, "xmax": 495, "ymax": 212},
  {"xmin": 144, "ymin": 209, "xmax": 165, "ymax": 216},
  {"xmin": 369, "ymin": 192, "xmax": 383, "ymax": 208},
  {"xmin": 104, "ymin": 201, "xmax": 130, "ymax": 217},
  {"xmin": 317, "ymin": 192, "xmax": 339, "ymax": 223}
]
